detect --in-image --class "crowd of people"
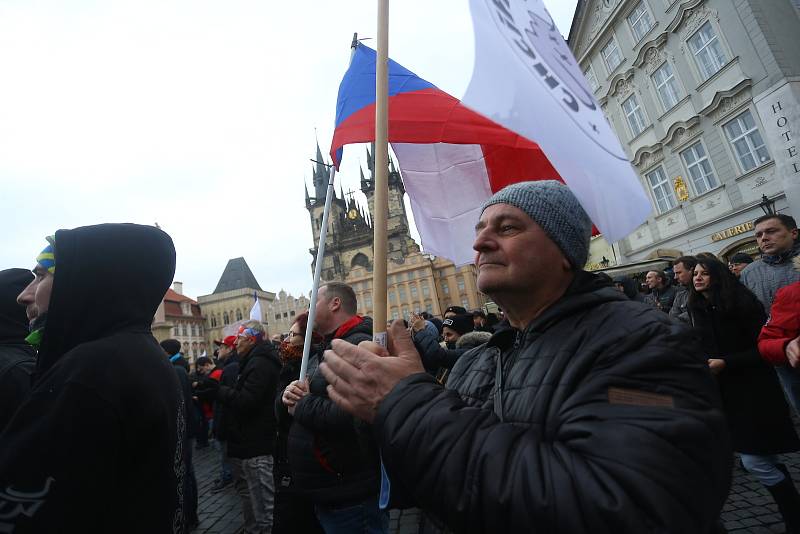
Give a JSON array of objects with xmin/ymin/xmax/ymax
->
[{"xmin": 1, "ymin": 181, "xmax": 800, "ymax": 533}]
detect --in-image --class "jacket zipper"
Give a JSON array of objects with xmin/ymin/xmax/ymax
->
[{"xmin": 495, "ymin": 330, "xmax": 523, "ymax": 422}]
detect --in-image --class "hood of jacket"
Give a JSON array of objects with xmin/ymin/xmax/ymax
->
[
  {"xmin": 0, "ymin": 268, "xmax": 34, "ymax": 345},
  {"xmin": 455, "ymin": 330, "xmax": 492, "ymax": 350},
  {"xmin": 488, "ymin": 270, "xmax": 629, "ymax": 348},
  {"xmin": 36, "ymin": 223, "xmax": 176, "ymax": 374}
]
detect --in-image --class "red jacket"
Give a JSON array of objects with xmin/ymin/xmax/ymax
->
[
  {"xmin": 202, "ymin": 368, "xmax": 223, "ymax": 420},
  {"xmin": 758, "ymin": 281, "xmax": 800, "ymax": 365}
]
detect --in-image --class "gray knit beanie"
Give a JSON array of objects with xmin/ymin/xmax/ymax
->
[{"xmin": 481, "ymin": 181, "xmax": 592, "ymax": 268}]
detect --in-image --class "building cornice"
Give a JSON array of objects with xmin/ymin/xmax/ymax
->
[
  {"xmin": 699, "ymin": 78, "xmax": 753, "ymax": 118},
  {"xmin": 632, "ymin": 142, "xmax": 664, "ymax": 168},
  {"xmin": 666, "ymin": 0, "xmax": 706, "ymax": 34},
  {"xmin": 660, "ymin": 115, "xmax": 702, "ymax": 147},
  {"xmin": 632, "ymin": 31, "xmax": 668, "ymax": 69}
]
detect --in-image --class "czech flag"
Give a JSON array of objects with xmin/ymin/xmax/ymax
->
[{"xmin": 330, "ymin": 43, "xmax": 563, "ymax": 265}]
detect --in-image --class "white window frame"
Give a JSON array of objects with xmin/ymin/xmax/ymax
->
[
  {"xmin": 645, "ymin": 166, "xmax": 678, "ymax": 214},
  {"xmin": 723, "ymin": 110, "xmax": 771, "ymax": 173},
  {"xmin": 627, "ymin": 1, "xmax": 654, "ymax": 43},
  {"xmin": 601, "ymin": 36, "xmax": 623, "ymax": 74},
  {"xmin": 680, "ymin": 140, "xmax": 718, "ymax": 195},
  {"xmin": 622, "ymin": 94, "xmax": 647, "ymax": 137},
  {"xmin": 687, "ymin": 21, "xmax": 728, "ymax": 81},
  {"xmin": 584, "ymin": 64, "xmax": 599, "ymax": 92},
  {"xmin": 651, "ymin": 61, "xmax": 680, "ymax": 111}
]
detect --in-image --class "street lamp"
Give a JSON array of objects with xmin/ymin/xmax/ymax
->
[{"xmin": 759, "ymin": 194, "xmax": 776, "ymax": 216}]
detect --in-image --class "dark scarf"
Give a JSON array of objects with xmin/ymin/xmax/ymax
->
[{"xmin": 762, "ymin": 241, "xmax": 800, "ymax": 265}]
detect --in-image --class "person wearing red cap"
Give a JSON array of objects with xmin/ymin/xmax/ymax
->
[{"xmin": 210, "ymin": 335, "xmax": 238, "ymax": 492}]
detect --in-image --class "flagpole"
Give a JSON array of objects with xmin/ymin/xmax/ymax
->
[
  {"xmin": 372, "ymin": 0, "xmax": 390, "ymax": 347},
  {"xmin": 299, "ymin": 164, "xmax": 336, "ymax": 382}
]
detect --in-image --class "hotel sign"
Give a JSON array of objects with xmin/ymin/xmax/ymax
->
[{"xmin": 711, "ymin": 221, "xmax": 754, "ymax": 242}]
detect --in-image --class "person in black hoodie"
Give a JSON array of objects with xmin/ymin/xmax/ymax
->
[
  {"xmin": 161, "ymin": 338, "xmax": 200, "ymax": 530},
  {"xmin": 0, "ymin": 224, "xmax": 185, "ymax": 533},
  {"xmin": 281, "ymin": 282, "xmax": 386, "ymax": 534},
  {"xmin": 0, "ymin": 268, "xmax": 36, "ymax": 432},
  {"xmin": 196, "ymin": 320, "xmax": 281, "ymax": 534}
]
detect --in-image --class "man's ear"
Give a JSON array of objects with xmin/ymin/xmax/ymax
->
[
  {"xmin": 330, "ymin": 297, "xmax": 341, "ymax": 313},
  {"xmin": 561, "ymin": 257, "xmax": 572, "ymax": 272}
]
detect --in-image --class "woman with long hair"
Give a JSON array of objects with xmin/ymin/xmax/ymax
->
[
  {"xmin": 688, "ymin": 257, "xmax": 800, "ymax": 533},
  {"xmin": 273, "ymin": 311, "xmax": 324, "ymax": 534}
]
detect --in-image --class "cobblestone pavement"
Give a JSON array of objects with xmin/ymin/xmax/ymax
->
[
  {"xmin": 191, "ymin": 439, "xmax": 800, "ymax": 534},
  {"xmin": 193, "ymin": 443, "xmax": 243, "ymax": 534}
]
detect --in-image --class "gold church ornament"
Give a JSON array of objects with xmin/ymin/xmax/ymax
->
[
  {"xmin": 674, "ymin": 176, "xmax": 689, "ymax": 202},
  {"xmin": 347, "ymin": 208, "xmax": 359, "ymax": 220}
]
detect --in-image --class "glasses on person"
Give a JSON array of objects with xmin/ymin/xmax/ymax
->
[{"xmin": 287, "ymin": 331, "xmax": 303, "ymax": 339}]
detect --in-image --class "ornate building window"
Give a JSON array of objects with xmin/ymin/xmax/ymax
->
[
  {"xmin": 389, "ymin": 291, "xmax": 397, "ymax": 304},
  {"xmin": 421, "ymin": 281, "xmax": 430, "ymax": 298},
  {"xmin": 391, "ymin": 309, "xmax": 399, "ymax": 320},
  {"xmin": 680, "ymin": 141, "xmax": 717, "ymax": 195},
  {"xmin": 236, "ymin": 309, "xmax": 243, "ymax": 321},
  {"xmin": 601, "ymin": 37, "xmax": 623, "ymax": 74},
  {"xmin": 723, "ymin": 110, "xmax": 771, "ymax": 173},
  {"xmin": 457, "ymin": 276, "xmax": 466, "ymax": 293},
  {"xmin": 173, "ymin": 325, "xmax": 179, "ymax": 336},
  {"xmin": 687, "ymin": 22, "xmax": 727, "ymax": 81},
  {"xmin": 223, "ymin": 312, "xmax": 230, "ymax": 325},
  {"xmin": 442, "ymin": 281, "xmax": 450, "ymax": 295},
  {"xmin": 627, "ymin": 2, "xmax": 654, "ymax": 43},
  {"xmin": 365, "ymin": 293, "xmax": 373, "ymax": 308},
  {"xmin": 410, "ymin": 284, "xmax": 418, "ymax": 298},
  {"xmin": 645, "ymin": 166, "xmax": 677, "ymax": 213},
  {"xmin": 584, "ymin": 65, "xmax": 598, "ymax": 92},
  {"xmin": 425, "ymin": 303, "xmax": 433, "ymax": 314},
  {"xmin": 652, "ymin": 62, "xmax": 680, "ymax": 111},
  {"xmin": 622, "ymin": 94, "xmax": 647, "ymax": 137},
  {"xmin": 181, "ymin": 323, "xmax": 187, "ymax": 336},
  {"xmin": 398, "ymin": 286, "xmax": 407, "ymax": 301}
]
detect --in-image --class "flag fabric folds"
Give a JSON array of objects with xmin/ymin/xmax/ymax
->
[
  {"xmin": 330, "ymin": 44, "xmax": 562, "ymax": 266},
  {"xmin": 249, "ymin": 291, "xmax": 262, "ymax": 322}
]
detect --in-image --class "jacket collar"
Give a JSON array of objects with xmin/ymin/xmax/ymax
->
[{"xmin": 332, "ymin": 315, "xmax": 365, "ymax": 340}]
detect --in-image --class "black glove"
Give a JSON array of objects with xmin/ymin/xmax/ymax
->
[{"xmin": 194, "ymin": 376, "xmax": 220, "ymax": 401}]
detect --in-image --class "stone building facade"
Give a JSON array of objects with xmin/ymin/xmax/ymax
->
[
  {"xmin": 197, "ymin": 257, "xmax": 275, "ymax": 345},
  {"xmin": 268, "ymin": 290, "xmax": 311, "ymax": 336},
  {"xmin": 152, "ymin": 281, "xmax": 207, "ymax": 363},
  {"xmin": 569, "ymin": 0, "xmax": 800, "ymax": 266},
  {"xmin": 306, "ymin": 143, "xmax": 486, "ymax": 321}
]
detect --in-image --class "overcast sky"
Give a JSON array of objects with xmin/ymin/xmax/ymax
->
[{"xmin": 0, "ymin": 0, "xmax": 578, "ymax": 300}]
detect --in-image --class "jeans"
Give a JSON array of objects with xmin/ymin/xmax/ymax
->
[
  {"xmin": 775, "ymin": 366, "xmax": 800, "ymax": 415},
  {"xmin": 740, "ymin": 453, "xmax": 786, "ymax": 486},
  {"xmin": 231, "ymin": 455, "xmax": 275, "ymax": 534},
  {"xmin": 215, "ymin": 439, "xmax": 232, "ymax": 482},
  {"xmin": 315, "ymin": 495, "xmax": 389, "ymax": 534}
]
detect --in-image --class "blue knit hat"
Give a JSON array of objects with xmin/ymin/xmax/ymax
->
[{"xmin": 481, "ymin": 181, "xmax": 592, "ymax": 268}]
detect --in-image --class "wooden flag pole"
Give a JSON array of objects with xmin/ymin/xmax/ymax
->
[{"xmin": 372, "ymin": 0, "xmax": 390, "ymax": 347}]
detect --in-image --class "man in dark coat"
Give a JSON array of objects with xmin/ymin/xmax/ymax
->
[
  {"xmin": 644, "ymin": 269, "xmax": 677, "ymax": 312},
  {"xmin": 196, "ymin": 320, "xmax": 281, "ymax": 534},
  {"xmin": 210, "ymin": 335, "xmax": 238, "ymax": 492},
  {"xmin": 320, "ymin": 181, "xmax": 732, "ymax": 533},
  {"xmin": 0, "ymin": 268, "xmax": 36, "ymax": 432},
  {"xmin": 281, "ymin": 282, "xmax": 386, "ymax": 533},
  {"xmin": 0, "ymin": 224, "xmax": 185, "ymax": 533}
]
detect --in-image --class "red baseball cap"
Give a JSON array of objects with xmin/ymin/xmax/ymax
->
[{"xmin": 214, "ymin": 335, "xmax": 237, "ymax": 348}]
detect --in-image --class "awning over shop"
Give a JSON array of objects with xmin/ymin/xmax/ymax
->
[{"xmin": 598, "ymin": 258, "xmax": 672, "ymax": 278}]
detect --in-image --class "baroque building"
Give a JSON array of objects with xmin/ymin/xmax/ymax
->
[
  {"xmin": 268, "ymin": 290, "xmax": 311, "ymax": 336},
  {"xmin": 306, "ymin": 143, "xmax": 486, "ymax": 321},
  {"xmin": 197, "ymin": 257, "xmax": 275, "ymax": 345},
  {"xmin": 152, "ymin": 281, "xmax": 207, "ymax": 363},
  {"xmin": 569, "ymin": 0, "xmax": 800, "ymax": 272}
]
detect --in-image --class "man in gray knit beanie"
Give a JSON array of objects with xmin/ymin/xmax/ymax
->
[
  {"xmin": 321, "ymin": 180, "xmax": 730, "ymax": 533},
  {"xmin": 480, "ymin": 180, "xmax": 592, "ymax": 268}
]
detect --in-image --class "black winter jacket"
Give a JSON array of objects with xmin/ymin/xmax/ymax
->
[
  {"xmin": 286, "ymin": 316, "xmax": 381, "ymax": 505},
  {"xmin": 375, "ymin": 272, "xmax": 732, "ymax": 534},
  {"xmin": 213, "ymin": 353, "xmax": 239, "ymax": 442},
  {"xmin": 0, "ymin": 268, "xmax": 36, "ymax": 432},
  {"xmin": 0, "ymin": 224, "xmax": 184, "ymax": 534},
  {"xmin": 689, "ymin": 290, "xmax": 800, "ymax": 455},
  {"xmin": 216, "ymin": 342, "xmax": 281, "ymax": 459}
]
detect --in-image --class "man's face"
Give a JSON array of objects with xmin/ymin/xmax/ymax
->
[
  {"xmin": 645, "ymin": 271, "xmax": 662, "ymax": 289},
  {"xmin": 199, "ymin": 362, "xmax": 214, "ymax": 375},
  {"xmin": 613, "ymin": 283, "xmax": 625, "ymax": 293},
  {"xmin": 442, "ymin": 327, "xmax": 460, "ymax": 344},
  {"xmin": 474, "ymin": 204, "xmax": 570, "ymax": 297},
  {"xmin": 313, "ymin": 286, "xmax": 340, "ymax": 334},
  {"xmin": 673, "ymin": 263, "xmax": 693, "ymax": 286},
  {"xmin": 473, "ymin": 316, "xmax": 484, "ymax": 327},
  {"xmin": 17, "ymin": 265, "xmax": 54, "ymax": 325},
  {"xmin": 729, "ymin": 262, "xmax": 749, "ymax": 278},
  {"xmin": 217, "ymin": 344, "xmax": 232, "ymax": 360},
  {"xmin": 236, "ymin": 335, "xmax": 255, "ymax": 356},
  {"xmin": 755, "ymin": 218, "xmax": 798, "ymax": 256}
]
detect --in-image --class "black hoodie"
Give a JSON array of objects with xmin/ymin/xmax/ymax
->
[
  {"xmin": 0, "ymin": 268, "xmax": 36, "ymax": 432},
  {"xmin": 0, "ymin": 224, "xmax": 185, "ymax": 534}
]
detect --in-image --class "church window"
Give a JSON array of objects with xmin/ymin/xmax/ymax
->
[{"xmin": 351, "ymin": 253, "xmax": 370, "ymax": 270}]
